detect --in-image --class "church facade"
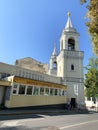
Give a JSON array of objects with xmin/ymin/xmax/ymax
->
[
  {"xmin": 0, "ymin": 13, "xmax": 85, "ymax": 108},
  {"xmin": 49, "ymin": 12, "xmax": 84, "ymax": 105}
]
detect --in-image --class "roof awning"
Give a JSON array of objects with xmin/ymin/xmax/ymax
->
[{"xmin": 0, "ymin": 80, "xmax": 11, "ymax": 86}]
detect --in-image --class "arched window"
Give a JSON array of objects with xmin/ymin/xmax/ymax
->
[
  {"xmin": 53, "ymin": 61, "xmax": 57, "ymax": 69},
  {"xmin": 71, "ymin": 64, "xmax": 74, "ymax": 70},
  {"xmin": 68, "ymin": 38, "xmax": 75, "ymax": 50}
]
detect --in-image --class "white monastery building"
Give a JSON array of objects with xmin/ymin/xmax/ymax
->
[{"xmin": 0, "ymin": 13, "xmax": 85, "ymax": 109}]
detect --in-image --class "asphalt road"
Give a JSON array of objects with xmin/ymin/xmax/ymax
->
[{"xmin": 0, "ymin": 111, "xmax": 98, "ymax": 130}]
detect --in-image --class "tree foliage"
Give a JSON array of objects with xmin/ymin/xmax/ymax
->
[
  {"xmin": 80, "ymin": 0, "xmax": 98, "ymax": 55},
  {"xmin": 87, "ymin": 57, "xmax": 98, "ymax": 69},
  {"xmin": 85, "ymin": 57, "xmax": 98, "ymax": 98}
]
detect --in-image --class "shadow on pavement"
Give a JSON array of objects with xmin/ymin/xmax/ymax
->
[
  {"xmin": 0, "ymin": 126, "xmax": 60, "ymax": 130},
  {"xmin": 39, "ymin": 109, "xmax": 91, "ymax": 116},
  {"xmin": 0, "ymin": 114, "xmax": 43, "ymax": 121},
  {"xmin": 0, "ymin": 108, "xmax": 96, "ymax": 121}
]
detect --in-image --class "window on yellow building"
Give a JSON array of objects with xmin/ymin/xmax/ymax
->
[
  {"xmin": 26, "ymin": 86, "xmax": 33, "ymax": 95},
  {"xmin": 45, "ymin": 88, "xmax": 49, "ymax": 95},
  {"xmin": 18, "ymin": 85, "xmax": 26, "ymax": 95},
  {"xmin": 50, "ymin": 88, "xmax": 54, "ymax": 95},
  {"xmin": 58, "ymin": 89, "xmax": 61, "ymax": 96},
  {"xmin": 33, "ymin": 86, "xmax": 39, "ymax": 95},
  {"xmin": 54, "ymin": 89, "xmax": 58, "ymax": 95},
  {"xmin": 40, "ymin": 87, "xmax": 44, "ymax": 95},
  {"xmin": 12, "ymin": 84, "xmax": 18, "ymax": 94}
]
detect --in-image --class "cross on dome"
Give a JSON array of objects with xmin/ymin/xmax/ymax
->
[{"xmin": 67, "ymin": 12, "xmax": 71, "ymax": 17}]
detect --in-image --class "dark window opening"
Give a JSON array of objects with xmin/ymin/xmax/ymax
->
[
  {"xmin": 27, "ymin": 86, "xmax": 32, "ymax": 95},
  {"xmin": 18, "ymin": 85, "xmax": 26, "ymax": 95},
  {"xmin": 68, "ymin": 38, "xmax": 75, "ymax": 50},
  {"xmin": 50, "ymin": 88, "xmax": 54, "ymax": 95},
  {"xmin": 71, "ymin": 65, "xmax": 74, "ymax": 70}
]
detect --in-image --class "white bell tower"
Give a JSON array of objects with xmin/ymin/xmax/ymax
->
[
  {"xmin": 60, "ymin": 12, "xmax": 80, "ymax": 52},
  {"xmin": 57, "ymin": 12, "xmax": 85, "ymax": 104},
  {"xmin": 48, "ymin": 44, "xmax": 58, "ymax": 76}
]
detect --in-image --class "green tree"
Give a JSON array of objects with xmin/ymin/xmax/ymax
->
[
  {"xmin": 80, "ymin": 0, "xmax": 98, "ymax": 55},
  {"xmin": 87, "ymin": 57, "xmax": 98, "ymax": 69},
  {"xmin": 85, "ymin": 57, "xmax": 98, "ymax": 99}
]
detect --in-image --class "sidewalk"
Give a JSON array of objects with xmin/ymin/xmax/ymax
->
[{"xmin": 0, "ymin": 108, "xmax": 89, "ymax": 116}]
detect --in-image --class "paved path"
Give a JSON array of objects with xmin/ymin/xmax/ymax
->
[{"xmin": 0, "ymin": 109, "xmax": 98, "ymax": 130}]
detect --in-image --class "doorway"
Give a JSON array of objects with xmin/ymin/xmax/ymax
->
[
  {"xmin": 70, "ymin": 98, "xmax": 76, "ymax": 108},
  {"xmin": 0, "ymin": 86, "xmax": 7, "ymax": 105}
]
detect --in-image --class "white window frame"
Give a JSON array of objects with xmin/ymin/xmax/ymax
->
[
  {"xmin": 26, "ymin": 85, "xmax": 33, "ymax": 96},
  {"xmin": 18, "ymin": 84, "xmax": 26, "ymax": 95},
  {"xmin": 12, "ymin": 84, "xmax": 19, "ymax": 95}
]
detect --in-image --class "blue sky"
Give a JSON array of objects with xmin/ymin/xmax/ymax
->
[{"xmin": 0, "ymin": 0, "xmax": 93, "ymax": 67}]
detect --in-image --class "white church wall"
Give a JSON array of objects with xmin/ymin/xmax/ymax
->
[
  {"xmin": 57, "ymin": 56, "xmax": 64, "ymax": 77},
  {"xmin": 64, "ymin": 56, "xmax": 83, "ymax": 78},
  {"xmin": 65, "ymin": 82, "xmax": 85, "ymax": 104},
  {"xmin": 44, "ymin": 74, "xmax": 61, "ymax": 84}
]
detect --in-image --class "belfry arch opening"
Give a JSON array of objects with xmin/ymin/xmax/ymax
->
[
  {"xmin": 68, "ymin": 38, "xmax": 75, "ymax": 50},
  {"xmin": 53, "ymin": 61, "xmax": 57, "ymax": 69}
]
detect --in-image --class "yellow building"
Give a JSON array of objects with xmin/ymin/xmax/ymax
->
[{"xmin": 2, "ymin": 76, "xmax": 67, "ymax": 108}]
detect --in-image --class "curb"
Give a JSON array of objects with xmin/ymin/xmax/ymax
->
[
  {"xmin": 0, "ymin": 110, "xmax": 89, "ymax": 116},
  {"xmin": 0, "ymin": 110, "xmax": 66, "ymax": 116}
]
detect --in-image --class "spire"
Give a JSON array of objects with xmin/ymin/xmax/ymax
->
[
  {"xmin": 65, "ymin": 12, "xmax": 76, "ymax": 32},
  {"xmin": 52, "ymin": 43, "xmax": 57, "ymax": 56},
  {"xmin": 65, "ymin": 12, "xmax": 73, "ymax": 28}
]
